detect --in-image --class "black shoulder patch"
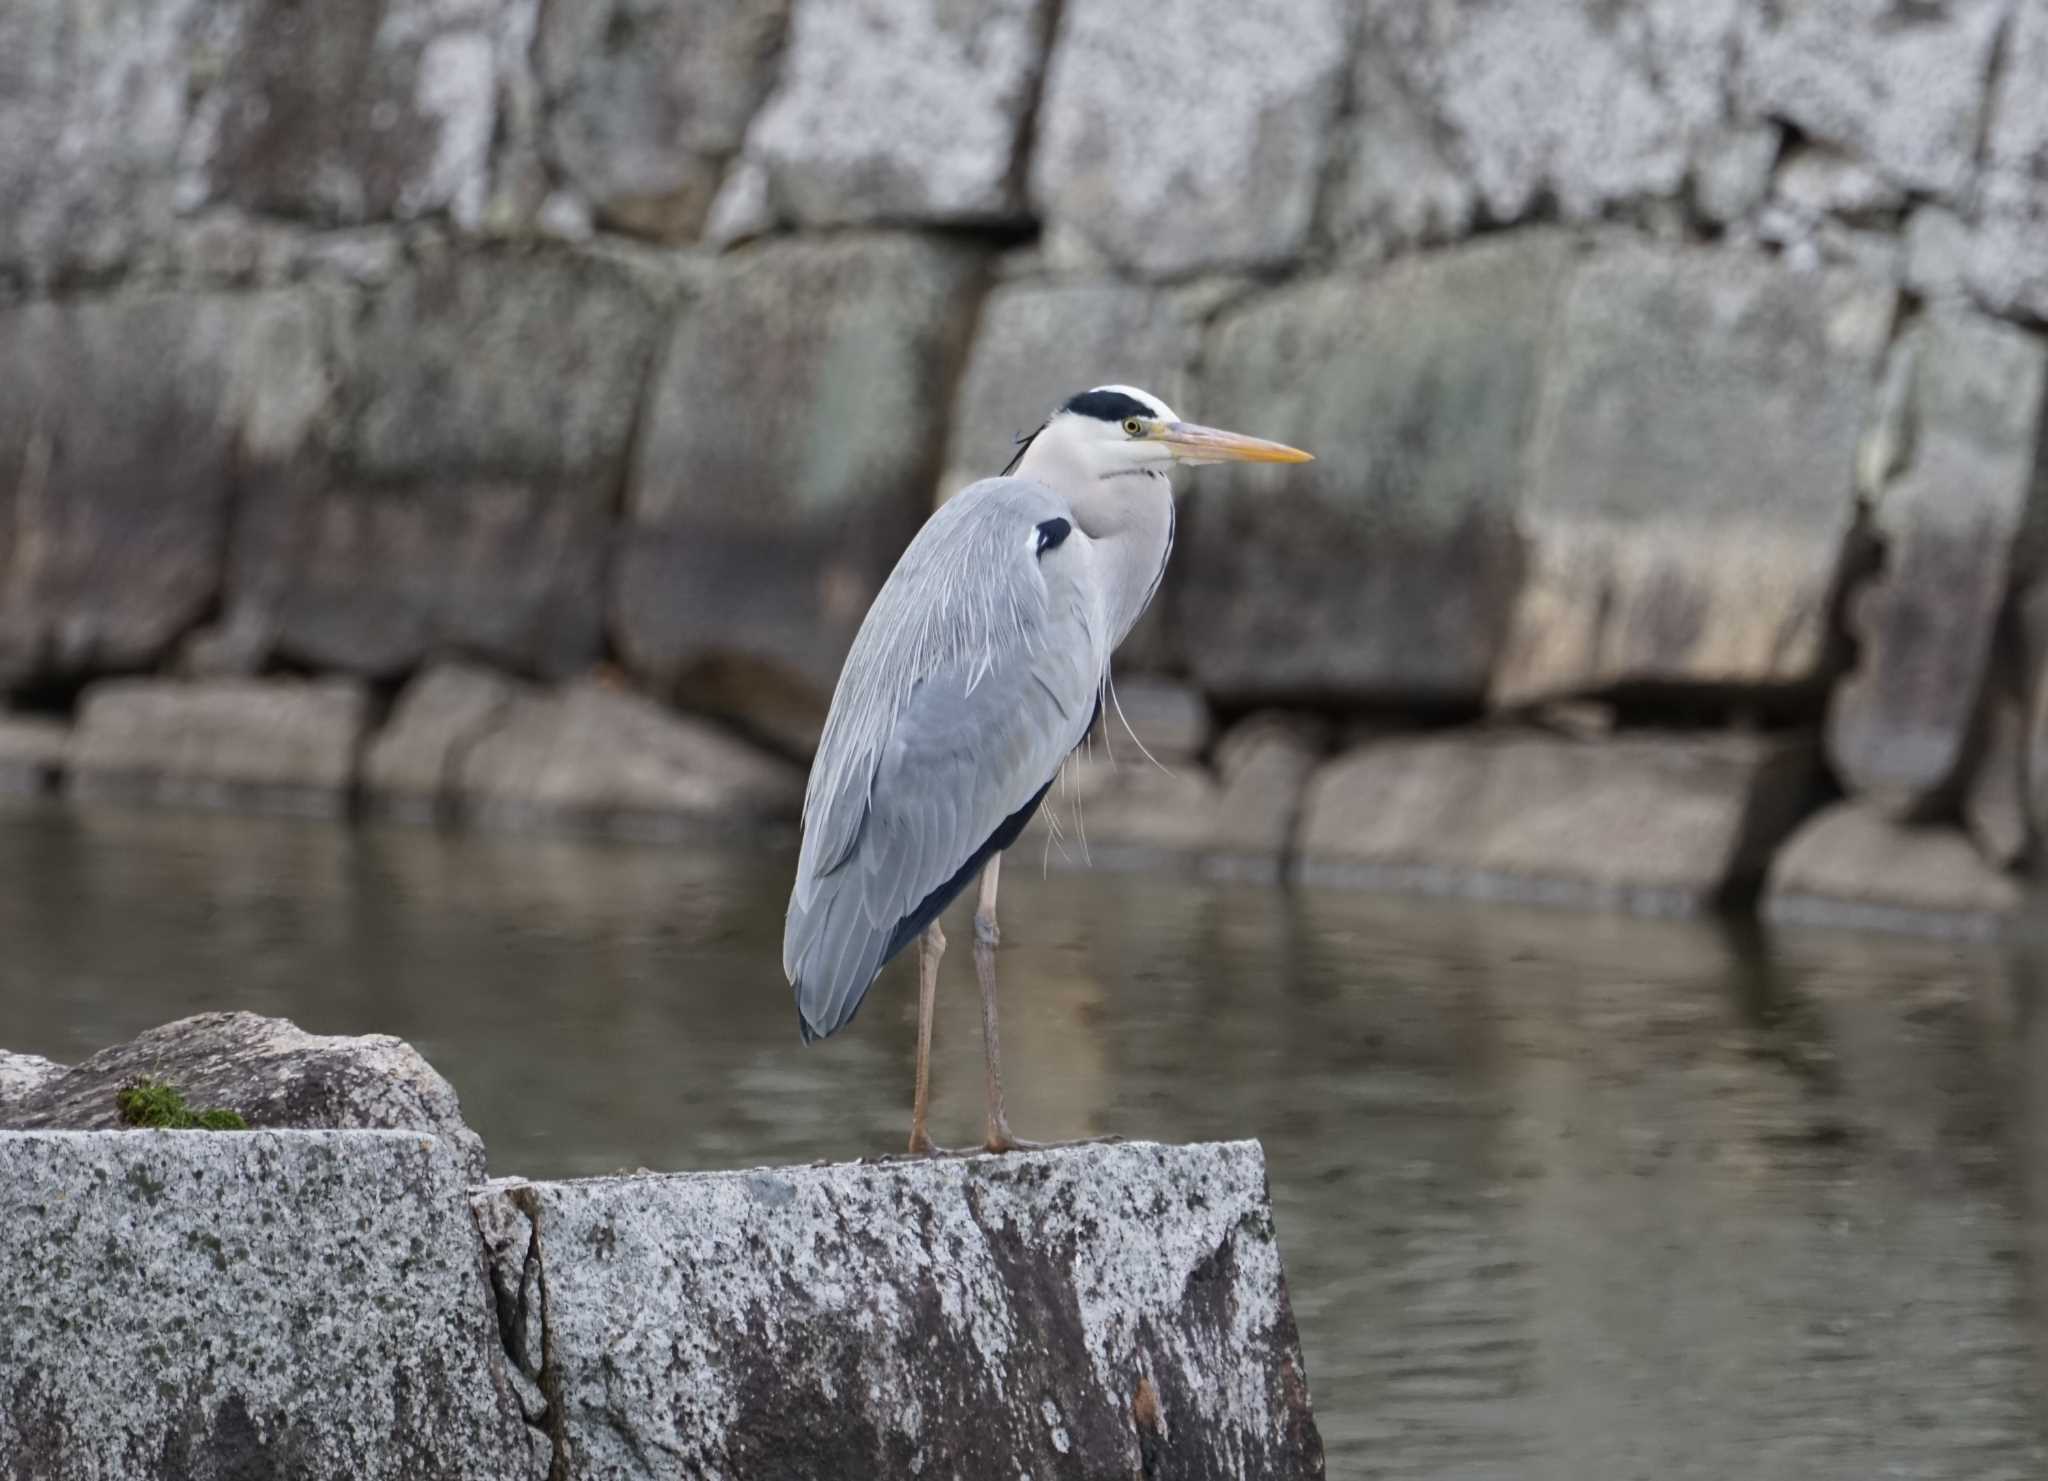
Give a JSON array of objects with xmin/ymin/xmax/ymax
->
[
  {"xmin": 1062, "ymin": 388, "xmax": 1157, "ymax": 423},
  {"xmin": 1034, "ymin": 517, "xmax": 1071, "ymax": 557}
]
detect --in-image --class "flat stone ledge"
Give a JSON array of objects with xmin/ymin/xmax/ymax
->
[
  {"xmin": 0, "ymin": 1130, "xmax": 540, "ymax": 1481},
  {"xmin": 478, "ymin": 1139, "xmax": 1324, "ymax": 1479}
]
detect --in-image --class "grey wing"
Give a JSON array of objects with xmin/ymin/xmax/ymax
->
[{"xmin": 783, "ymin": 479, "xmax": 1107, "ymax": 1041}]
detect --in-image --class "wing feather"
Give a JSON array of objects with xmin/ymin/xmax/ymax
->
[{"xmin": 784, "ymin": 477, "xmax": 1109, "ymax": 1038}]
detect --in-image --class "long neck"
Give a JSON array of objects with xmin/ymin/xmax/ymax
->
[{"xmin": 1015, "ymin": 418, "xmax": 1177, "ymax": 648}]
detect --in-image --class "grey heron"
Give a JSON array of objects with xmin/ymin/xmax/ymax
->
[{"xmin": 783, "ymin": 385, "xmax": 1312, "ymax": 1154}]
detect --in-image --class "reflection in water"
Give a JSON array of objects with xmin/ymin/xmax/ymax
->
[{"xmin": 2, "ymin": 799, "xmax": 2044, "ymax": 1478}]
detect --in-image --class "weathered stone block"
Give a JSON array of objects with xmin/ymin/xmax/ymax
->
[
  {"xmin": 348, "ymin": 250, "xmax": 667, "ymax": 481},
  {"xmin": 0, "ymin": 0, "xmax": 205, "ymax": 281},
  {"xmin": 1030, "ymin": 0, "xmax": 1347, "ymax": 276},
  {"xmin": 0, "ymin": 292, "xmax": 330, "ymax": 691},
  {"xmin": 614, "ymin": 235, "xmax": 985, "ymax": 735},
  {"xmin": 940, "ymin": 278, "xmax": 1201, "ymax": 502},
  {"xmin": 536, "ymin": 0, "xmax": 789, "ymax": 240},
  {"xmin": 1765, "ymin": 800, "xmax": 2023, "ymax": 938},
  {"xmin": 740, "ymin": 0, "xmax": 1049, "ymax": 227},
  {"xmin": 0, "ymin": 1131, "xmax": 539, "ymax": 1479},
  {"xmin": 0, "ymin": 1052, "xmax": 65, "ymax": 1114},
  {"xmin": 455, "ymin": 678, "xmax": 801, "ymax": 836},
  {"xmin": 1190, "ymin": 236, "xmax": 1571, "ymax": 705},
  {"xmin": 0, "ymin": 714, "xmax": 67, "ymax": 796},
  {"xmin": 365, "ymin": 662, "xmax": 525, "ymax": 822},
  {"xmin": 218, "ymin": 251, "xmax": 664, "ymax": 681},
  {"xmin": 1829, "ymin": 312, "xmax": 2047, "ymax": 811},
  {"xmin": 1739, "ymin": 0, "xmax": 2004, "ymax": 200},
  {"xmin": 1496, "ymin": 245, "xmax": 1894, "ymax": 704},
  {"xmin": 243, "ymin": 477, "xmax": 615, "ymax": 681},
  {"xmin": 67, "ymin": 678, "xmax": 368, "ymax": 817},
  {"xmin": 2, "ymin": 1011, "xmax": 489, "ymax": 1182},
  {"xmin": 1025, "ymin": 713, "xmax": 1320, "ymax": 878},
  {"xmin": 189, "ymin": 0, "xmax": 517, "ymax": 227},
  {"xmin": 479, "ymin": 1140, "xmax": 1323, "ymax": 1478},
  {"xmin": 1297, "ymin": 729, "xmax": 1819, "ymax": 916},
  {"xmin": 1965, "ymin": 686, "xmax": 2031, "ymax": 871},
  {"xmin": 1328, "ymin": 0, "xmax": 1738, "ymax": 249}
]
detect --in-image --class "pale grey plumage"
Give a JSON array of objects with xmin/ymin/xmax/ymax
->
[{"xmin": 784, "ymin": 475, "xmax": 1111, "ymax": 1040}]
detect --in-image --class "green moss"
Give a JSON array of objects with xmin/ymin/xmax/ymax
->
[{"xmin": 115, "ymin": 1078, "xmax": 248, "ymax": 1131}]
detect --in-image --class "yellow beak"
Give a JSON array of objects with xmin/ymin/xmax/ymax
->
[{"xmin": 1157, "ymin": 421, "xmax": 1314, "ymax": 467}]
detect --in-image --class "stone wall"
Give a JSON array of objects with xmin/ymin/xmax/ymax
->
[{"xmin": 5, "ymin": 0, "xmax": 2047, "ymax": 932}]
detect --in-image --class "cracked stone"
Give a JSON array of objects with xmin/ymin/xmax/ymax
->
[{"xmin": 475, "ymin": 1140, "xmax": 1323, "ymax": 1478}]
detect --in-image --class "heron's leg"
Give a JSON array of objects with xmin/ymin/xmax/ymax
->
[
  {"xmin": 976, "ymin": 855, "xmax": 1040, "ymax": 1154},
  {"xmin": 907, "ymin": 922, "xmax": 947, "ymax": 1156}
]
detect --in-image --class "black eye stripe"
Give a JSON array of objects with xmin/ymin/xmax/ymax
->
[{"xmin": 1034, "ymin": 517, "xmax": 1072, "ymax": 557}]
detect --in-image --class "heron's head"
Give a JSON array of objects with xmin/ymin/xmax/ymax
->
[{"xmin": 1010, "ymin": 384, "xmax": 1312, "ymax": 485}]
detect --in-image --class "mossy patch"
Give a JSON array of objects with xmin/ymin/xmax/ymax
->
[{"xmin": 115, "ymin": 1078, "xmax": 248, "ymax": 1131}]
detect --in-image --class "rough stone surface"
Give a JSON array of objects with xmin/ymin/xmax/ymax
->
[
  {"xmin": 1026, "ymin": 713, "xmax": 1321, "ymax": 878},
  {"xmin": 1738, "ymin": 0, "xmax": 2004, "ymax": 200},
  {"xmin": 66, "ymin": 678, "xmax": 368, "ymax": 817},
  {"xmin": 1297, "ymin": 729, "xmax": 1819, "ymax": 916},
  {"xmin": 1765, "ymin": 800, "xmax": 2024, "ymax": 938},
  {"xmin": 1191, "ymin": 235, "xmax": 1572, "ymax": 705},
  {"xmin": 615, "ymin": 234, "xmax": 985, "ymax": 737},
  {"xmin": 2030, "ymin": 589, "xmax": 2048, "ymax": 848},
  {"xmin": 0, "ymin": 0, "xmax": 206, "ymax": 282},
  {"xmin": 0, "ymin": 1052, "xmax": 65, "ymax": 1114},
  {"xmin": 1496, "ymin": 245, "xmax": 1894, "ymax": 703},
  {"xmin": 940, "ymin": 278, "xmax": 1201, "ymax": 503},
  {"xmin": 1030, "ymin": 0, "xmax": 1348, "ymax": 276},
  {"xmin": 535, "ymin": 0, "xmax": 789, "ymax": 240},
  {"xmin": 2, "ymin": 1011, "xmax": 489, "ymax": 1183},
  {"xmin": 480, "ymin": 1140, "xmax": 1323, "ymax": 1479},
  {"xmin": 364, "ymin": 662, "xmax": 525, "ymax": 822},
  {"xmin": 0, "ymin": 714, "xmax": 68, "ymax": 796},
  {"xmin": 455, "ymin": 678, "xmax": 802, "ymax": 836},
  {"xmin": 740, "ymin": 0, "xmax": 1049, "ymax": 227},
  {"xmin": 1329, "ymin": 0, "xmax": 1740, "ymax": 247},
  {"xmin": 0, "ymin": 1130, "xmax": 539, "ymax": 1479},
  {"xmin": 218, "ymin": 251, "xmax": 665, "ymax": 679},
  {"xmin": 345, "ymin": 249, "xmax": 665, "ymax": 482},
  {"xmin": 186, "ymin": 0, "xmax": 518, "ymax": 229},
  {"xmin": 0, "ymin": 291, "xmax": 330, "ymax": 690},
  {"xmin": 1830, "ymin": 312, "xmax": 2047, "ymax": 811},
  {"xmin": 1965, "ymin": 687, "xmax": 2031, "ymax": 871}
]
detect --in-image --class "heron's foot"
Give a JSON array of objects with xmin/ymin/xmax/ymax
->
[
  {"xmin": 983, "ymin": 1128, "xmax": 1127, "ymax": 1155},
  {"xmin": 904, "ymin": 1126, "xmax": 971, "ymax": 1159}
]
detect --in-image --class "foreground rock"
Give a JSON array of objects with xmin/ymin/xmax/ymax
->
[
  {"xmin": 0, "ymin": 1051, "xmax": 65, "ymax": 1113},
  {"xmin": 1828, "ymin": 312, "xmax": 2047, "ymax": 811},
  {"xmin": 1764, "ymin": 800, "xmax": 2024, "ymax": 939},
  {"xmin": 479, "ymin": 1140, "xmax": 1322, "ymax": 1478},
  {"xmin": 66, "ymin": 677, "xmax": 368, "ymax": 817},
  {"xmin": 0, "ymin": 1130, "xmax": 539, "ymax": 1480},
  {"xmin": 1496, "ymin": 246, "xmax": 1893, "ymax": 703},
  {"xmin": 2, "ymin": 1011, "xmax": 488, "ymax": 1181},
  {"xmin": 1297, "ymin": 729, "xmax": 1818, "ymax": 916}
]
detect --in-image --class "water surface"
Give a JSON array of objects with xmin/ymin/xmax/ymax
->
[{"xmin": 3, "ymin": 800, "xmax": 2044, "ymax": 1479}]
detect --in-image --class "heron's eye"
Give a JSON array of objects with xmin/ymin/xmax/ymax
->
[{"xmin": 1121, "ymin": 417, "xmax": 1145, "ymax": 437}]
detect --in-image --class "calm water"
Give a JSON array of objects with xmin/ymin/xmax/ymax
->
[{"xmin": 4, "ymin": 798, "xmax": 2047, "ymax": 1479}]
